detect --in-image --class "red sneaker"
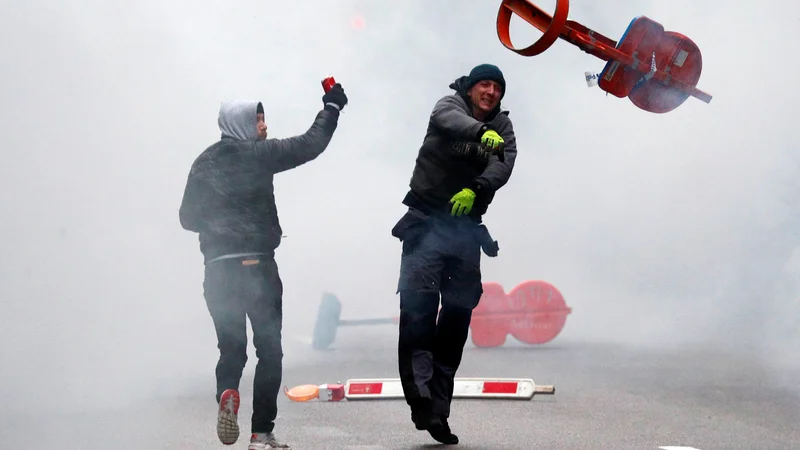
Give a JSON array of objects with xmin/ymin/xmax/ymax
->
[{"xmin": 216, "ymin": 389, "xmax": 240, "ymax": 445}]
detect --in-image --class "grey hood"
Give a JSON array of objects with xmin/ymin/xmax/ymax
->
[{"xmin": 218, "ymin": 100, "xmax": 263, "ymax": 141}]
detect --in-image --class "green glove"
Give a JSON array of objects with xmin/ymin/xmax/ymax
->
[
  {"xmin": 480, "ymin": 129, "xmax": 505, "ymax": 151},
  {"xmin": 449, "ymin": 188, "xmax": 476, "ymax": 217}
]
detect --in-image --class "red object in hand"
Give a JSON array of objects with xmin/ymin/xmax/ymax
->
[{"xmin": 321, "ymin": 76, "xmax": 336, "ymax": 93}]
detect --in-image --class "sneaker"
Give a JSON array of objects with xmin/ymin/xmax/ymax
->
[
  {"xmin": 216, "ymin": 389, "xmax": 240, "ymax": 445},
  {"xmin": 248, "ymin": 432, "xmax": 290, "ymax": 449}
]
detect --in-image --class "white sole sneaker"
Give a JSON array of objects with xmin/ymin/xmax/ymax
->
[
  {"xmin": 217, "ymin": 389, "xmax": 240, "ymax": 445},
  {"xmin": 248, "ymin": 432, "xmax": 291, "ymax": 449}
]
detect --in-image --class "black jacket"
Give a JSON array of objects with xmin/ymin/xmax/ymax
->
[
  {"xmin": 402, "ymin": 79, "xmax": 517, "ymax": 221},
  {"xmin": 179, "ymin": 100, "xmax": 340, "ymax": 263}
]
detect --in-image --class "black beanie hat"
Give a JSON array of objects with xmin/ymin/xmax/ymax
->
[{"xmin": 465, "ymin": 64, "xmax": 506, "ymax": 98}]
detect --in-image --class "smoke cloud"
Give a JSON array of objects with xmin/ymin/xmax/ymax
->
[{"xmin": 1, "ymin": 0, "xmax": 798, "ymax": 414}]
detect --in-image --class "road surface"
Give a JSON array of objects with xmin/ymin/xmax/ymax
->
[{"xmin": 2, "ymin": 328, "xmax": 798, "ymax": 449}]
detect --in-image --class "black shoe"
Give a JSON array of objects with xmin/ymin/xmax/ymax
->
[
  {"xmin": 411, "ymin": 410, "xmax": 431, "ymax": 431},
  {"xmin": 426, "ymin": 416, "xmax": 459, "ymax": 445},
  {"xmin": 410, "ymin": 399, "xmax": 433, "ymax": 431}
]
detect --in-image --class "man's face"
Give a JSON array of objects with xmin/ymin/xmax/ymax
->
[
  {"xmin": 468, "ymin": 80, "xmax": 503, "ymax": 115},
  {"xmin": 256, "ymin": 113, "xmax": 268, "ymax": 140}
]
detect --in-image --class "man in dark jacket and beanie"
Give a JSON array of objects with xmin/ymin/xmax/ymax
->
[
  {"xmin": 179, "ymin": 83, "xmax": 348, "ymax": 450},
  {"xmin": 391, "ymin": 64, "xmax": 517, "ymax": 444}
]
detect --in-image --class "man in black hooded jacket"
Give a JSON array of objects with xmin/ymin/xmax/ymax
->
[
  {"xmin": 179, "ymin": 83, "xmax": 348, "ymax": 450},
  {"xmin": 391, "ymin": 64, "xmax": 517, "ymax": 445}
]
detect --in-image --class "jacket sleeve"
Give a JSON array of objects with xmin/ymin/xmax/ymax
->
[
  {"xmin": 471, "ymin": 116, "xmax": 517, "ymax": 193},
  {"xmin": 250, "ymin": 107, "xmax": 340, "ymax": 173},
  {"xmin": 429, "ymin": 95, "xmax": 486, "ymax": 140}
]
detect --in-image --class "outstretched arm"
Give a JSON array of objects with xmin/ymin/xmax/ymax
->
[
  {"xmin": 429, "ymin": 95, "xmax": 486, "ymax": 140},
  {"xmin": 251, "ymin": 107, "xmax": 340, "ymax": 174}
]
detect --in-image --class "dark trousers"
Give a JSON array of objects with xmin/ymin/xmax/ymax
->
[
  {"xmin": 395, "ymin": 216, "xmax": 483, "ymax": 419},
  {"xmin": 203, "ymin": 255, "xmax": 283, "ymax": 434}
]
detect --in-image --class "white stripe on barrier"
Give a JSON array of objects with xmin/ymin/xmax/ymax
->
[{"xmin": 344, "ymin": 378, "xmax": 551, "ymax": 400}]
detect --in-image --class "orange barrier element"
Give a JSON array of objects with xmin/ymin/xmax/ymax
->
[
  {"xmin": 284, "ymin": 383, "xmax": 345, "ymax": 402},
  {"xmin": 496, "ymin": 0, "xmax": 712, "ymax": 113}
]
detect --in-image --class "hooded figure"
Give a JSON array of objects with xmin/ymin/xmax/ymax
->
[
  {"xmin": 391, "ymin": 64, "xmax": 518, "ymax": 445},
  {"xmin": 218, "ymin": 100, "xmax": 266, "ymax": 141},
  {"xmin": 179, "ymin": 83, "xmax": 348, "ymax": 450}
]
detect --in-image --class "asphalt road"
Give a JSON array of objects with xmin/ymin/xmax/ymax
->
[{"xmin": 3, "ymin": 328, "xmax": 799, "ymax": 450}]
